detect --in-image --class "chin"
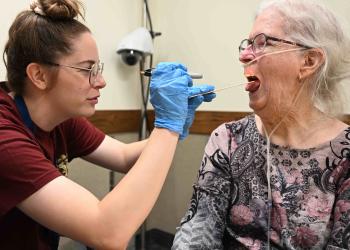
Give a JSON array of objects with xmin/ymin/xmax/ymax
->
[
  {"xmin": 85, "ymin": 109, "xmax": 96, "ymax": 117},
  {"xmin": 249, "ymin": 100, "xmax": 267, "ymax": 115},
  {"xmin": 79, "ymin": 107, "xmax": 96, "ymax": 118},
  {"xmin": 249, "ymin": 101, "xmax": 260, "ymax": 112}
]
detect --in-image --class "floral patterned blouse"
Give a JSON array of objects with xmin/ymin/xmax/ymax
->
[{"xmin": 172, "ymin": 115, "xmax": 350, "ymax": 250}]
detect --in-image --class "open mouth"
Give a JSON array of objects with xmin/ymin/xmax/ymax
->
[
  {"xmin": 246, "ymin": 75, "xmax": 259, "ymax": 82},
  {"xmin": 245, "ymin": 74, "xmax": 260, "ymax": 92}
]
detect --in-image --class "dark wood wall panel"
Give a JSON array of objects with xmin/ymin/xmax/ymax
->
[
  {"xmin": 87, "ymin": 110, "xmax": 141, "ymax": 134},
  {"xmin": 88, "ymin": 110, "xmax": 350, "ymax": 135}
]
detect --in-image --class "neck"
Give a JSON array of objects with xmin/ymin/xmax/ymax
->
[
  {"xmin": 255, "ymin": 104, "xmax": 341, "ymax": 148},
  {"xmin": 22, "ymin": 94, "xmax": 67, "ymax": 132}
]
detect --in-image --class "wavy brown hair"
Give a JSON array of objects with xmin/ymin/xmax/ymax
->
[{"xmin": 3, "ymin": 0, "xmax": 90, "ymax": 95}]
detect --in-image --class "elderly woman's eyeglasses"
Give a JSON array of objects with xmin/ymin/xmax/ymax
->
[
  {"xmin": 45, "ymin": 61, "xmax": 104, "ymax": 87},
  {"xmin": 239, "ymin": 33, "xmax": 312, "ymax": 55}
]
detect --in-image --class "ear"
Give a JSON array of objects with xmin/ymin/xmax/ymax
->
[
  {"xmin": 26, "ymin": 63, "xmax": 49, "ymax": 90},
  {"xmin": 299, "ymin": 48, "xmax": 325, "ymax": 80}
]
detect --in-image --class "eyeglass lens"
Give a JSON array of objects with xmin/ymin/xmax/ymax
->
[
  {"xmin": 239, "ymin": 33, "xmax": 267, "ymax": 54},
  {"xmin": 89, "ymin": 62, "xmax": 104, "ymax": 86}
]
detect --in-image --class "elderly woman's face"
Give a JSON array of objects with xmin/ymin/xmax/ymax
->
[{"xmin": 240, "ymin": 9, "xmax": 304, "ymax": 116}]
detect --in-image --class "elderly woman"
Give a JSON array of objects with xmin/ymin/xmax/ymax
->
[{"xmin": 172, "ymin": 0, "xmax": 350, "ymax": 249}]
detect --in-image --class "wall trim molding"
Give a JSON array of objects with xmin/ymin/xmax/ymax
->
[{"xmin": 88, "ymin": 110, "xmax": 350, "ymax": 135}]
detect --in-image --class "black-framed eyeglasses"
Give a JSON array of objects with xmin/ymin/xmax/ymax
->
[
  {"xmin": 239, "ymin": 33, "xmax": 312, "ymax": 54},
  {"xmin": 45, "ymin": 61, "xmax": 104, "ymax": 87}
]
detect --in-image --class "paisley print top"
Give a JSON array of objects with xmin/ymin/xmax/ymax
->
[{"xmin": 172, "ymin": 115, "xmax": 350, "ymax": 250}]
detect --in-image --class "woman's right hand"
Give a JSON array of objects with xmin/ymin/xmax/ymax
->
[{"xmin": 150, "ymin": 62, "xmax": 191, "ymax": 135}]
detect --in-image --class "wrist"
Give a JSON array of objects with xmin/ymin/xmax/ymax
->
[
  {"xmin": 151, "ymin": 127, "xmax": 180, "ymax": 139},
  {"xmin": 154, "ymin": 119, "xmax": 184, "ymax": 134}
]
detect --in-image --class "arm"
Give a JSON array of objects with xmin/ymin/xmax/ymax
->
[
  {"xmin": 326, "ymin": 159, "xmax": 350, "ymax": 250},
  {"xmin": 172, "ymin": 127, "xmax": 232, "ymax": 250},
  {"xmin": 18, "ymin": 63, "xmax": 204, "ymax": 250},
  {"xmin": 18, "ymin": 128, "xmax": 178, "ymax": 250},
  {"xmin": 83, "ymin": 135, "xmax": 148, "ymax": 173},
  {"xmin": 83, "ymin": 82, "xmax": 216, "ymax": 173}
]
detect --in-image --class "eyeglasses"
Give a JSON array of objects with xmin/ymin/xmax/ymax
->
[
  {"xmin": 45, "ymin": 61, "xmax": 104, "ymax": 87},
  {"xmin": 239, "ymin": 33, "xmax": 312, "ymax": 55}
]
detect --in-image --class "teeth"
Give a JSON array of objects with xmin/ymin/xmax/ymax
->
[{"xmin": 246, "ymin": 75, "xmax": 258, "ymax": 81}]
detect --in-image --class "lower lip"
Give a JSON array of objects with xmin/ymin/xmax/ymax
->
[
  {"xmin": 87, "ymin": 98, "xmax": 98, "ymax": 105},
  {"xmin": 245, "ymin": 81, "xmax": 260, "ymax": 93}
]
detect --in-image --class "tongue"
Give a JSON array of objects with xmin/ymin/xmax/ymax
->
[{"xmin": 245, "ymin": 81, "xmax": 260, "ymax": 92}]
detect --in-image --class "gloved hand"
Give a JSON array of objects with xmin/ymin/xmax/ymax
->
[
  {"xmin": 179, "ymin": 84, "xmax": 216, "ymax": 140},
  {"xmin": 150, "ymin": 62, "xmax": 192, "ymax": 134}
]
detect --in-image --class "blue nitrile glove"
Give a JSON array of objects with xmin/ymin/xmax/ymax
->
[
  {"xmin": 179, "ymin": 84, "xmax": 216, "ymax": 140},
  {"xmin": 150, "ymin": 62, "xmax": 192, "ymax": 134}
]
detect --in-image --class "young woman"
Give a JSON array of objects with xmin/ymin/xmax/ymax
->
[{"xmin": 0, "ymin": 0, "xmax": 214, "ymax": 249}]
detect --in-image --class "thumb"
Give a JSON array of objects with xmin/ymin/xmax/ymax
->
[{"xmin": 188, "ymin": 84, "xmax": 214, "ymax": 96}]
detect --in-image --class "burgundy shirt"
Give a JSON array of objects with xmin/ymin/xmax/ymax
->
[{"xmin": 0, "ymin": 86, "xmax": 105, "ymax": 249}]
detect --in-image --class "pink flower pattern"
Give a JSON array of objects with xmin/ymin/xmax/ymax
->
[
  {"xmin": 303, "ymin": 196, "xmax": 332, "ymax": 218},
  {"xmin": 231, "ymin": 205, "xmax": 254, "ymax": 226},
  {"xmin": 173, "ymin": 116, "xmax": 350, "ymax": 250},
  {"xmin": 291, "ymin": 226, "xmax": 319, "ymax": 248}
]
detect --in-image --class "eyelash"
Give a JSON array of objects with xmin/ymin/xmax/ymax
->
[{"xmin": 78, "ymin": 69, "xmax": 91, "ymax": 75}]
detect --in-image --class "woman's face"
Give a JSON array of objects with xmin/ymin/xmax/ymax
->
[
  {"xmin": 46, "ymin": 32, "xmax": 105, "ymax": 118},
  {"xmin": 239, "ymin": 9, "xmax": 304, "ymax": 117}
]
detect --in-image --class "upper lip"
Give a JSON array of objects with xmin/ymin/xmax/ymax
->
[
  {"xmin": 245, "ymin": 74, "xmax": 259, "ymax": 82},
  {"xmin": 87, "ymin": 95, "xmax": 99, "ymax": 100}
]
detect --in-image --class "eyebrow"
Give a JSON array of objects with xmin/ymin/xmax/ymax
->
[{"xmin": 76, "ymin": 60, "xmax": 97, "ymax": 66}]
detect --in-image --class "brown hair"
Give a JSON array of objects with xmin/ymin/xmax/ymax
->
[{"xmin": 3, "ymin": 0, "xmax": 90, "ymax": 95}]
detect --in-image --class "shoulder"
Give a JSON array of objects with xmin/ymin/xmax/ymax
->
[
  {"xmin": 328, "ymin": 126, "xmax": 350, "ymax": 153},
  {"xmin": 210, "ymin": 114, "xmax": 255, "ymax": 140},
  {"xmin": 205, "ymin": 115, "xmax": 255, "ymax": 153},
  {"xmin": 59, "ymin": 117, "xmax": 105, "ymax": 158},
  {"xmin": 59, "ymin": 117, "xmax": 104, "ymax": 139},
  {"xmin": 0, "ymin": 89, "xmax": 23, "ymax": 128}
]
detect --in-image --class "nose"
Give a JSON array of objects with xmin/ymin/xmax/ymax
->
[
  {"xmin": 93, "ymin": 75, "xmax": 106, "ymax": 89},
  {"xmin": 239, "ymin": 46, "xmax": 255, "ymax": 64}
]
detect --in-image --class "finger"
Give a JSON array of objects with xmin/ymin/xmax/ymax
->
[
  {"xmin": 152, "ymin": 67, "xmax": 190, "ymax": 81},
  {"xmin": 156, "ymin": 62, "xmax": 187, "ymax": 72},
  {"xmin": 197, "ymin": 84, "xmax": 215, "ymax": 93},
  {"xmin": 203, "ymin": 93, "xmax": 216, "ymax": 102},
  {"xmin": 188, "ymin": 95, "xmax": 204, "ymax": 108},
  {"xmin": 188, "ymin": 84, "xmax": 215, "ymax": 96},
  {"xmin": 187, "ymin": 75, "xmax": 193, "ymax": 87}
]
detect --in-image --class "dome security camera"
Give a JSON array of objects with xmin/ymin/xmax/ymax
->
[
  {"xmin": 118, "ymin": 50, "xmax": 143, "ymax": 66},
  {"xmin": 117, "ymin": 27, "xmax": 154, "ymax": 66}
]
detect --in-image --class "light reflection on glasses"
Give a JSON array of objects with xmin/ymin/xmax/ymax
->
[
  {"xmin": 45, "ymin": 61, "xmax": 104, "ymax": 87},
  {"xmin": 238, "ymin": 33, "xmax": 312, "ymax": 55}
]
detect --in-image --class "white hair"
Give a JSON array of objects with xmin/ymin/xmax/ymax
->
[{"xmin": 257, "ymin": 0, "xmax": 350, "ymax": 116}]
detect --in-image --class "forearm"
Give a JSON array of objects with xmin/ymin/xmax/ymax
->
[
  {"xmin": 172, "ymin": 189, "xmax": 227, "ymax": 250},
  {"xmin": 95, "ymin": 128, "xmax": 178, "ymax": 247},
  {"xmin": 83, "ymin": 136, "xmax": 148, "ymax": 174},
  {"xmin": 120, "ymin": 139, "xmax": 148, "ymax": 171}
]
